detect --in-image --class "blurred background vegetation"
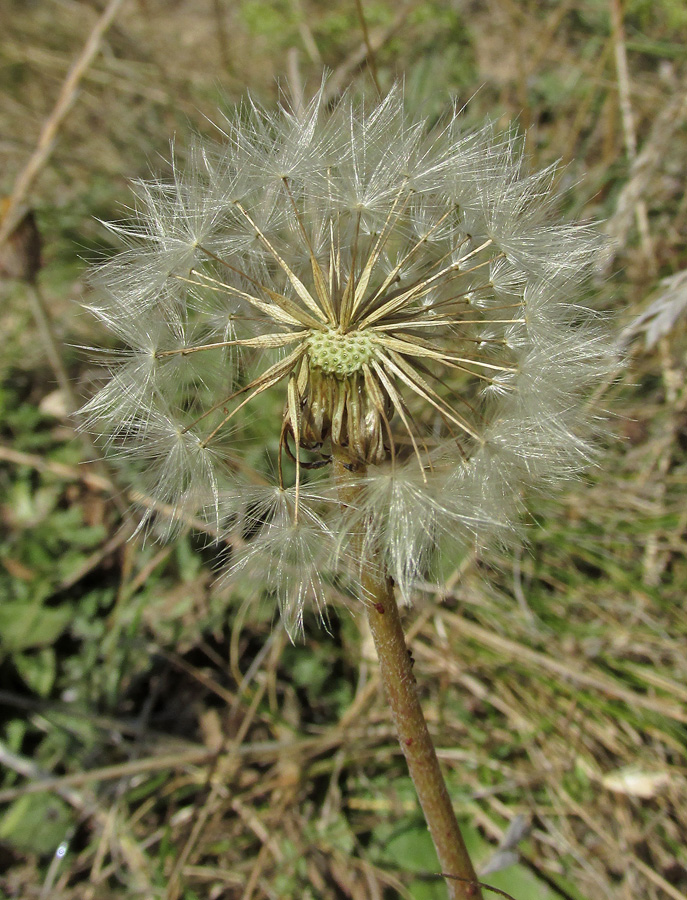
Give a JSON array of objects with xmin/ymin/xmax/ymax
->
[{"xmin": 1, "ymin": 1, "xmax": 686, "ymax": 898}]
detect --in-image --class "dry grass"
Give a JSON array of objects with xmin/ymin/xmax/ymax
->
[{"xmin": 1, "ymin": 1, "xmax": 687, "ymax": 898}]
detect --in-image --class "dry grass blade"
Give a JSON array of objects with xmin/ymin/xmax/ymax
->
[
  {"xmin": 440, "ymin": 610, "xmax": 687, "ymax": 724},
  {"xmin": 322, "ymin": 0, "xmax": 417, "ymax": 102},
  {"xmin": 609, "ymin": 89, "xmax": 687, "ymax": 264},
  {"xmin": 0, "ymin": 740, "xmax": 153, "ymax": 893},
  {"xmin": 0, "ymin": 0, "xmax": 125, "ymax": 247},
  {"xmin": 608, "ymin": 0, "xmax": 655, "ymax": 271},
  {"xmin": 354, "ymin": 0, "xmax": 381, "ymax": 94}
]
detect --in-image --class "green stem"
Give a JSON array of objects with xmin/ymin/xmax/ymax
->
[{"xmin": 332, "ymin": 448, "xmax": 483, "ymax": 900}]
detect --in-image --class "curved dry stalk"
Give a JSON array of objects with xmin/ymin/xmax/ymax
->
[{"xmin": 332, "ymin": 446, "xmax": 483, "ymax": 900}]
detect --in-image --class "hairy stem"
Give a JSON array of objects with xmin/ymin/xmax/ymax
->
[{"xmin": 332, "ymin": 447, "xmax": 483, "ymax": 900}]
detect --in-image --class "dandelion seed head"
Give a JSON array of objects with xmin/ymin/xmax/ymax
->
[{"xmin": 83, "ymin": 83, "xmax": 617, "ymax": 635}]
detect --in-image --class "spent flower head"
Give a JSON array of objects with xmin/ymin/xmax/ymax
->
[{"xmin": 83, "ymin": 85, "xmax": 615, "ymax": 634}]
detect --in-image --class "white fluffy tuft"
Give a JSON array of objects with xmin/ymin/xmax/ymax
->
[{"xmin": 82, "ymin": 84, "xmax": 617, "ymax": 632}]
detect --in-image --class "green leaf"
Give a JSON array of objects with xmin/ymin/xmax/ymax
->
[
  {"xmin": 289, "ymin": 650, "xmax": 330, "ymax": 694},
  {"xmin": 0, "ymin": 601, "xmax": 72, "ymax": 652},
  {"xmin": 0, "ymin": 793, "xmax": 73, "ymax": 855},
  {"xmin": 483, "ymin": 863, "xmax": 560, "ymax": 900},
  {"xmin": 14, "ymin": 648, "xmax": 56, "ymax": 696},
  {"xmin": 3, "ymin": 719, "xmax": 27, "ymax": 757}
]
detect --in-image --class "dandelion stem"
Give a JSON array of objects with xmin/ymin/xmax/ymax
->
[{"xmin": 332, "ymin": 446, "xmax": 483, "ymax": 900}]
